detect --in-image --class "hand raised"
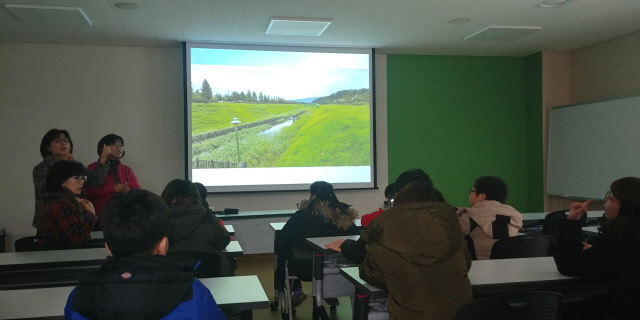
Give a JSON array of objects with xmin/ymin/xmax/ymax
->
[
  {"xmin": 78, "ymin": 199, "xmax": 95, "ymax": 214},
  {"xmin": 100, "ymin": 144, "xmax": 111, "ymax": 161},
  {"xmin": 324, "ymin": 239, "xmax": 345, "ymax": 252},
  {"xmin": 568, "ymin": 199, "xmax": 593, "ymax": 220}
]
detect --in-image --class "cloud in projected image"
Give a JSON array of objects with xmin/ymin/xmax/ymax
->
[{"xmin": 190, "ymin": 49, "xmax": 369, "ymax": 100}]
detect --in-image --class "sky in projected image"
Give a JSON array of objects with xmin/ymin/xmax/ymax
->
[{"xmin": 191, "ymin": 48, "xmax": 369, "ymax": 100}]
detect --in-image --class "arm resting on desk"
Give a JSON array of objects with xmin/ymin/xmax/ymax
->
[
  {"xmin": 553, "ymin": 219, "xmax": 609, "ymax": 278},
  {"xmin": 341, "ymin": 237, "xmax": 368, "ymax": 264}
]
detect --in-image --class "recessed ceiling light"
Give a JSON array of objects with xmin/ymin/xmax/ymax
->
[
  {"xmin": 535, "ymin": 0, "xmax": 575, "ymax": 8},
  {"xmin": 114, "ymin": 2, "xmax": 140, "ymax": 10},
  {"xmin": 266, "ymin": 18, "xmax": 332, "ymax": 36},
  {"xmin": 448, "ymin": 18, "xmax": 471, "ymax": 25}
]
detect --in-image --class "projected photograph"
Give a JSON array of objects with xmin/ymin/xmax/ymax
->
[{"xmin": 190, "ymin": 48, "xmax": 371, "ymax": 170}]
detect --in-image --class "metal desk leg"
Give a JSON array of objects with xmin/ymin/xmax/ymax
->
[
  {"xmin": 353, "ymin": 292, "xmax": 370, "ymax": 320},
  {"xmin": 312, "ymin": 252, "xmax": 329, "ymax": 320}
]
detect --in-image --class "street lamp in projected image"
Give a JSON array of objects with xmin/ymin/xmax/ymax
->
[{"xmin": 230, "ymin": 117, "xmax": 242, "ymax": 164}]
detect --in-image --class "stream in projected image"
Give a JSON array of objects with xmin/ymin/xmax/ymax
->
[{"xmin": 258, "ymin": 119, "xmax": 295, "ymax": 136}]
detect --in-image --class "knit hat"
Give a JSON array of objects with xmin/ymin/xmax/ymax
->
[{"xmin": 46, "ymin": 160, "xmax": 86, "ymax": 193}]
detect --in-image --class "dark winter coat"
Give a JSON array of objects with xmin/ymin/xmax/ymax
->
[
  {"xmin": 64, "ymin": 255, "xmax": 226, "ymax": 320},
  {"xmin": 553, "ymin": 218, "xmax": 640, "ymax": 319},
  {"xmin": 167, "ymin": 203, "xmax": 232, "ymax": 276},
  {"xmin": 360, "ymin": 202, "xmax": 473, "ymax": 320}
]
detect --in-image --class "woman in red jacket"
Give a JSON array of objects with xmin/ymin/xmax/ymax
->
[{"xmin": 85, "ymin": 134, "xmax": 140, "ymax": 221}]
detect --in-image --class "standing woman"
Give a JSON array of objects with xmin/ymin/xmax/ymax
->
[
  {"xmin": 85, "ymin": 134, "xmax": 140, "ymax": 218},
  {"xmin": 553, "ymin": 177, "xmax": 640, "ymax": 319},
  {"xmin": 37, "ymin": 161, "xmax": 98, "ymax": 248},
  {"xmin": 32, "ymin": 129, "xmax": 110, "ymax": 229}
]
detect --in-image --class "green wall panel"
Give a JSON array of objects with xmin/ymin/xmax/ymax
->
[{"xmin": 387, "ymin": 54, "xmax": 542, "ymax": 212}]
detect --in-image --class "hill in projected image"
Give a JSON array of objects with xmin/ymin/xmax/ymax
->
[{"xmin": 191, "ymin": 88, "xmax": 370, "ymax": 169}]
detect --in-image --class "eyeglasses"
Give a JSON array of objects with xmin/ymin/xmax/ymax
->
[
  {"xmin": 469, "ymin": 188, "xmax": 478, "ymax": 195},
  {"xmin": 68, "ymin": 176, "xmax": 87, "ymax": 183},
  {"xmin": 53, "ymin": 138, "xmax": 70, "ymax": 144},
  {"xmin": 604, "ymin": 191, "xmax": 620, "ymax": 204},
  {"xmin": 109, "ymin": 143, "xmax": 124, "ymax": 148}
]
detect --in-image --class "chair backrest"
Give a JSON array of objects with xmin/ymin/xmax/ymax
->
[
  {"xmin": 455, "ymin": 291, "xmax": 563, "ymax": 320},
  {"xmin": 490, "ymin": 234, "xmax": 551, "ymax": 259},
  {"xmin": 14, "ymin": 236, "xmax": 69, "ymax": 252},
  {"xmin": 167, "ymin": 251, "xmax": 221, "ymax": 278}
]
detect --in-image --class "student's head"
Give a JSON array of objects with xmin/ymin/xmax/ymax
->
[
  {"xmin": 384, "ymin": 183, "xmax": 396, "ymax": 200},
  {"xmin": 605, "ymin": 177, "xmax": 640, "ymax": 221},
  {"xmin": 394, "ymin": 168, "xmax": 433, "ymax": 194},
  {"xmin": 193, "ymin": 182, "xmax": 208, "ymax": 202},
  {"xmin": 160, "ymin": 179, "xmax": 201, "ymax": 206},
  {"xmin": 310, "ymin": 181, "xmax": 337, "ymax": 201},
  {"xmin": 394, "ymin": 181, "xmax": 445, "ymax": 206},
  {"xmin": 97, "ymin": 134, "xmax": 125, "ymax": 160},
  {"xmin": 100, "ymin": 189, "xmax": 171, "ymax": 257},
  {"xmin": 470, "ymin": 176, "xmax": 508, "ymax": 206},
  {"xmin": 40, "ymin": 128, "xmax": 73, "ymax": 158},
  {"xmin": 45, "ymin": 160, "xmax": 86, "ymax": 195}
]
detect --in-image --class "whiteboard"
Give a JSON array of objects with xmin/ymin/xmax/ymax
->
[{"xmin": 547, "ymin": 95, "xmax": 640, "ymax": 199}]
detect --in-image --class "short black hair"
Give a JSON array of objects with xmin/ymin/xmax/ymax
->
[
  {"xmin": 394, "ymin": 181, "xmax": 445, "ymax": 205},
  {"xmin": 39, "ymin": 129, "xmax": 73, "ymax": 158},
  {"xmin": 161, "ymin": 179, "xmax": 202, "ymax": 206},
  {"xmin": 384, "ymin": 183, "xmax": 396, "ymax": 199},
  {"xmin": 45, "ymin": 160, "xmax": 86, "ymax": 193},
  {"xmin": 473, "ymin": 176, "xmax": 508, "ymax": 204},
  {"xmin": 394, "ymin": 168, "xmax": 433, "ymax": 193},
  {"xmin": 100, "ymin": 189, "xmax": 170, "ymax": 257},
  {"xmin": 193, "ymin": 182, "xmax": 208, "ymax": 202},
  {"xmin": 97, "ymin": 134, "xmax": 125, "ymax": 158}
]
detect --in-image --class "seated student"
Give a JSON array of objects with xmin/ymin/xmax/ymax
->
[
  {"xmin": 193, "ymin": 182, "xmax": 232, "ymax": 240},
  {"xmin": 275, "ymin": 181, "xmax": 360, "ymax": 307},
  {"xmin": 161, "ymin": 179, "xmax": 233, "ymax": 277},
  {"xmin": 64, "ymin": 189, "xmax": 226, "ymax": 320},
  {"xmin": 326, "ymin": 168, "xmax": 434, "ymax": 263},
  {"xmin": 553, "ymin": 177, "xmax": 640, "ymax": 320},
  {"xmin": 456, "ymin": 176, "xmax": 523, "ymax": 260},
  {"xmin": 360, "ymin": 183, "xmax": 396, "ymax": 227},
  {"xmin": 37, "ymin": 160, "xmax": 97, "ymax": 248},
  {"xmin": 359, "ymin": 181, "xmax": 473, "ymax": 320}
]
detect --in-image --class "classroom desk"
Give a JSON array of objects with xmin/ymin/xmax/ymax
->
[
  {"xmin": 521, "ymin": 210, "xmax": 603, "ymax": 226},
  {"xmin": 305, "ymin": 235, "xmax": 360, "ymax": 320},
  {"xmin": 341, "ymin": 256, "xmax": 608, "ymax": 320},
  {"xmin": 0, "ymin": 247, "xmax": 108, "ymax": 290},
  {"xmin": 582, "ymin": 226, "xmax": 600, "ymax": 237},
  {"xmin": 0, "ymin": 242, "xmax": 242, "ymax": 290},
  {"xmin": 0, "ymin": 275, "xmax": 269, "ymax": 320},
  {"xmin": 90, "ymin": 223, "xmax": 235, "ymax": 239}
]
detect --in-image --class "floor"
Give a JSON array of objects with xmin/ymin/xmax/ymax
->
[{"xmin": 234, "ymin": 253, "xmax": 353, "ymax": 320}]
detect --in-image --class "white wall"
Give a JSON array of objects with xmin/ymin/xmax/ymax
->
[{"xmin": 0, "ymin": 42, "xmax": 387, "ymax": 249}]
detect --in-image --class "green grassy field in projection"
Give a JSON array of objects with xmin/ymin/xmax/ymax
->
[
  {"xmin": 191, "ymin": 103, "xmax": 310, "ymax": 134},
  {"xmin": 192, "ymin": 105, "xmax": 370, "ymax": 168},
  {"xmin": 277, "ymin": 105, "xmax": 370, "ymax": 167}
]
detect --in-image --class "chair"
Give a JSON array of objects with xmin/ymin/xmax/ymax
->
[
  {"xmin": 455, "ymin": 291, "xmax": 563, "ymax": 320},
  {"xmin": 542, "ymin": 210, "xmax": 587, "ymax": 253},
  {"xmin": 490, "ymin": 234, "xmax": 551, "ymax": 259},
  {"xmin": 14, "ymin": 236, "xmax": 69, "ymax": 252},
  {"xmin": 166, "ymin": 251, "xmax": 221, "ymax": 278}
]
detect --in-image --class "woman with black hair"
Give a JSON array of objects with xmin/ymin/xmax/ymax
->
[
  {"xmin": 37, "ymin": 160, "xmax": 98, "ymax": 248},
  {"xmin": 86, "ymin": 134, "xmax": 140, "ymax": 218},
  {"xmin": 275, "ymin": 181, "xmax": 360, "ymax": 307},
  {"xmin": 553, "ymin": 177, "xmax": 640, "ymax": 319},
  {"xmin": 32, "ymin": 129, "xmax": 110, "ymax": 229}
]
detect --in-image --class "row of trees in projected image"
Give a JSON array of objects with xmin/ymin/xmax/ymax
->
[
  {"xmin": 192, "ymin": 79, "xmax": 295, "ymax": 104},
  {"xmin": 191, "ymin": 80, "xmax": 371, "ymax": 169}
]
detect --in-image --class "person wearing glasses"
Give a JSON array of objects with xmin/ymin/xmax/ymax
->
[
  {"xmin": 37, "ymin": 161, "xmax": 98, "ymax": 248},
  {"xmin": 553, "ymin": 177, "xmax": 640, "ymax": 320},
  {"xmin": 456, "ymin": 176, "xmax": 523, "ymax": 260},
  {"xmin": 32, "ymin": 129, "xmax": 110, "ymax": 229},
  {"xmin": 86, "ymin": 134, "xmax": 140, "ymax": 219}
]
